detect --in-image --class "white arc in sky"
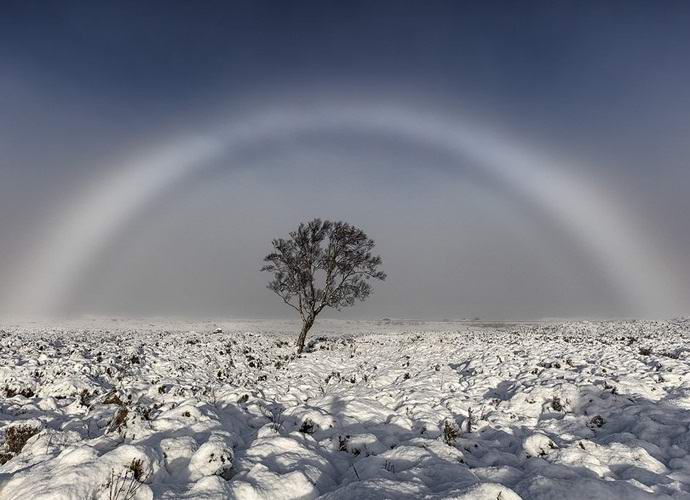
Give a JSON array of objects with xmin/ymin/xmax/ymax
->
[{"xmin": 7, "ymin": 102, "xmax": 684, "ymax": 317}]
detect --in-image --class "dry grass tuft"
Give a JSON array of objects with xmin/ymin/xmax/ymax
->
[{"xmin": 4, "ymin": 424, "xmax": 40, "ymax": 455}]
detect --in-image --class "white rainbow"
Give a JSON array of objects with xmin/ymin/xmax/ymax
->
[{"xmin": 6, "ymin": 103, "xmax": 684, "ymax": 317}]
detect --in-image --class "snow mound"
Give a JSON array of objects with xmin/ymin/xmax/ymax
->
[{"xmin": 1, "ymin": 317, "xmax": 690, "ymax": 498}]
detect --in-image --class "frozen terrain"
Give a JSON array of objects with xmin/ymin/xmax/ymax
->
[{"xmin": 1, "ymin": 318, "xmax": 690, "ymax": 499}]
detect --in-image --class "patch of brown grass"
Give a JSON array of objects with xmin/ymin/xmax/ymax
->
[{"xmin": 4, "ymin": 424, "xmax": 40, "ymax": 455}]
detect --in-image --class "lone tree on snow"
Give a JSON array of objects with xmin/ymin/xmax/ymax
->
[{"xmin": 262, "ymin": 219, "xmax": 386, "ymax": 354}]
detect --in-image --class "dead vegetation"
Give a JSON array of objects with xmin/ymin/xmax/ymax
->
[
  {"xmin": 3, "ymin": 386, "xmax": 34, "ymax": 398},
  {"xmin": 106, "ymin": 458, "xmax": 151, "ymax": 500},
  {"xmin": 108, "ymin": 408, "xmax": 130, "ymax": 433},
  {"xmin": 1, "ymin": 424, "xmax": 41, "ymax": 464},
  {"xmin": 443, "ymin": 420, "xmax": 459, "ymax": 446},
  {"xmin": 299, "ymin": 417, "xmax": 315, "ymax": 434}
]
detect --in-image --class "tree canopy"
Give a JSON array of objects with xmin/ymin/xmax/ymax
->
[{"xmin": 262, "ymin": 219, "xmax": 386, "ymax": 352}]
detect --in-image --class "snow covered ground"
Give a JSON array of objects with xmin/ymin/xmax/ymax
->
[{"xmin": 1, "ymin": 318, "xmax": 690, "ymax": 499}]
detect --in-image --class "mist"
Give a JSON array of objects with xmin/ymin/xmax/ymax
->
[{"xmin": 2, "ymin": 1, "xmax": 689, "ymax": 319}]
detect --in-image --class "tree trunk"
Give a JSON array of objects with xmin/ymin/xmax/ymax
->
[{"xmin": 296, "ymin": 318, "xmax": 314, "ymax": 354}]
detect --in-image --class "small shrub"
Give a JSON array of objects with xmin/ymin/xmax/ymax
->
[
  {"xmin": 140, "ymin": 407, "xmax": 153, "ymax": 421},
  {"xmin": 589, "ymin": 415, "xmax": 605, "ymax": 428},
  {"xmin": 107, "ymin": 458, "xmax": 151, "ymax": 500},
  {"xmin": 639, "ymin": 346, "xmax": 653, "ymax": 356},
  {"xmin": 127, "ymin": 458, "xmax": 146, "ymax": 481},
  {"xmin": 79, "ymin": 389, "xmax": 92, "ymax": 407},
  {"xmin": 103, "ymin": 392, "xmax": 125, "ymax": 406},
  {"xmin": 0, "ymin": 452, "xmax": 13, "ymax": 465},
  {"xmin": 336, "ymin": 434, "xmax": 360, "ymax": 455},
  {"xmin": 4, "ymin": 386, "xmax": 34, "ymax": 398},
  {"xmin": 299, "ymin": 418, "xmax": 315, "ymax": 434},
  {"xmin": 305, "ymin": 337, "xmax": 330, "ymax": 353},
  {"xmin": 443, "ymin": 421, "xmax": 459, "ymax": 446},
  {"xmin": 538, "ymin": 360, "xmax": 561, "ymax": 369},
  {"xmin": 338, "ymin": 435, "xmax": 350, "ymax": 452},
  {"xmin": 108, "ymin": 408, "xmax": 129, "ymax": 433},
  {"xmin": 551, "ymin": 396, "xmax": 563, "ymax": 412},
  {"xmin": 4, "ymin": 424, "xmax": 40, "ymax": 454}
]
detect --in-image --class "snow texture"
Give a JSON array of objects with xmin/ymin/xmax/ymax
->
[{"xmin": 1, "ymin": 318, "xmax": 690, "ymax": 499}]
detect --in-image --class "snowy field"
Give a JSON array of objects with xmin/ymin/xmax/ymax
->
[{"xmin": 1, "ymin": 318, "xmax": 690, "ymax": 499}]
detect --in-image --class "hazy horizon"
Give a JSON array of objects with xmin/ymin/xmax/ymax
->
[{"xmin": 2, "ymin": 1, "xmax": 690, "ymax": 320}]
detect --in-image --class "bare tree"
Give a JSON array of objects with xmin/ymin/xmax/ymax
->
[{"xmin": 262, "ymin": 219, "xmax": 386, "ymax": 354}]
